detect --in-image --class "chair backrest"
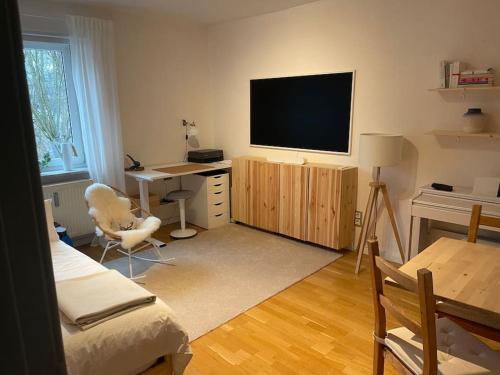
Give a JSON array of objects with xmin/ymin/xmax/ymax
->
[
  {"xmin": 468, "ymin": 204, "xmax": 500, "ymax": 243},
  {"xmin": 84, "ymin": 183, "xmax": 138, "ymax": 237},
  {"xmin": 367, "ymin": 239, "xmax": 437, "ymax": 375}
]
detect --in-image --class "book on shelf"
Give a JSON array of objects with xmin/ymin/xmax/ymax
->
[
  {"xmin": 438, "ymin": 62, "xmax": 496, "ymax": 88},
  {"xmin": 458, "ymin": 77, "xmax": 494, "ymax": 87},
  {"xmin": 458, "ymin": 68, "xmax": 495, "ymax": 87},
  {"xmin": 449, "ymin": 61, "xmax": 466, "ymax": 88},
  {"xmin": 460, "ymin": 73, "xmax": 494, "ymax": 78},
  {"xmin": 439, "ymin": 60, "xmax": 448, "ymax": 88},
  {"xmin": 461, "ymin": 68, "xmax": 495, "ymax": 75}
]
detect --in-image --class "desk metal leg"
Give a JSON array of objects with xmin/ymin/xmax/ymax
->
[
  {"xmin": 138, "ymin": 179, "xmax": 150, "ymax": 216},
  {"xmin": 138, "ymin": 179, "xmax": 166, "ymax": 247}
]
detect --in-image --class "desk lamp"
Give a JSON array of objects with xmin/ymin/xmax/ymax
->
[{"xmin": 182, "ymin": 119, "xmax": 198, "ymax": 161}]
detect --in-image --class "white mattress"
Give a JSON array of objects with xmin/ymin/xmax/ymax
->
[
  {"xmin": 51, "ymin": 240, "xmax": 107, "ymax": 282},
  {"xmin": 50, "ymin": 241, "xmax": 192, "ymax": 375}
]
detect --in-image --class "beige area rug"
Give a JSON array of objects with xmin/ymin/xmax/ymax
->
[{"xmin": 104, "ymin": 223, "xmax": 342, "ymax": 341}]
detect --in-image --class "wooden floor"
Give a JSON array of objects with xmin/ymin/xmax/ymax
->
[
  {"xmin": 178, "ymin": 250, "xmax": 417, "ymax": 375},
  {"xmin": 80, "ymin": 226, "xmax": 497, "ymax": 375},
  {"xmin": 134, "ymin": 227, "xmax": 413, "ymax": 375}
]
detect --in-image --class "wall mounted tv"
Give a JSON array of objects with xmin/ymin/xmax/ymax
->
[{"xmin": 250, "ymin": 71, "xmax": 354, "ymax": 154}]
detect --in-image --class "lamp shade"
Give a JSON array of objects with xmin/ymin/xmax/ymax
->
[
  {"xmin": 359, "ymin": 133, "xmax": 402, "ymax": 168},
  {"xmin": 187, "ymin": 126, "xmax": 198, "ymax": 137}
]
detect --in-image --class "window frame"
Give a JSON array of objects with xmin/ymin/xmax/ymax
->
[{"xmin": 23, "ymin": 36, "xmax": 86, "ymax": 174}]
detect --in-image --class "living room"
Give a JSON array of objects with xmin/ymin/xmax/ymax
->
[{"xmin": 3, "ymin": 0, "xmax": 500, "ymax": 374}]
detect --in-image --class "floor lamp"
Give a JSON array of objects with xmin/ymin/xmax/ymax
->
[{"xmin": 355, "ymin": 133, "xmax": 405, "ymax": 274}]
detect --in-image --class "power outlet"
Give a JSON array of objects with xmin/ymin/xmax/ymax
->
[{"xmin": 354, "ymin": 210, "xmax": 362, "ymax": 227}]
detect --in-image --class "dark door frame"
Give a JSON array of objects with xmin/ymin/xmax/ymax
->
[{"xmin": 1, "ymin": 0, "xmax": 66, "ymax": 373}]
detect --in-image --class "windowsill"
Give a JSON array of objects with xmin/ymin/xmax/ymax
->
[{"xmin": 41, "ymin": 168, "xmax": 90, "ymax": 185}]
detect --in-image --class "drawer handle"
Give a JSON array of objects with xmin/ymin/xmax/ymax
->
[
  {"xmin": 214, "ymin": 202, "xmax": 223, "ymax": 206},
  {"xmin": 213, "ymin": 176, "xmax": 222, "ymax": 179},
  {"xmin": 214, "ymin": 191, "xmax": 223, "ymax": 195},
  {"xmin": 213, "ymin": 183, "xmax": 222, "ymax": 187},
  {"xmin": 215, "ymin": 213, "xmax": 223, "ymax": 217}
]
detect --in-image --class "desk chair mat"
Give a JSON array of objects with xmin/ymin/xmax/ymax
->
[{"xmin": 153, "ymin": 164, "xmax": 214, "ymax": 174}]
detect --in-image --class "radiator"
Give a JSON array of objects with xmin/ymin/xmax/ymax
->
[{"xmin": 42, "ymin": 179, "xmax": 95, "ymax": 238}]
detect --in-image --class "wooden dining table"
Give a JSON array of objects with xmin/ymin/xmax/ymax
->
[{"xmin": 394, "ymin": 237, "xmax": 500, "ymax": 341}]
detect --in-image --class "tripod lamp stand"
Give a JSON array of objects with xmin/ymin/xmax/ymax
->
[{"xmin": 355, "ymin": 133, "xmax": 404, "ymax": 274}]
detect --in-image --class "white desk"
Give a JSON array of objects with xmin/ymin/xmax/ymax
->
[
  {"xmin": 125, "ymin": 161, "xmax": 231, "ymax": 212},
  {"xmin": 407, "ymin": 185, "xmax": 500, "ymax": 260},
  {"xmin": 125, "ymin": 161, "xmax": 231, "ymax": 247}
]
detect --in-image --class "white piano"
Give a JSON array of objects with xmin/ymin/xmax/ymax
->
[{"xmin": 408, "ymin": 185, "xmax": 500, "ymax": 260}]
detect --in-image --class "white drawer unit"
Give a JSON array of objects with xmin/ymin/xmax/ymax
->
[{"xmin": 183, "ymin": 172, "xmax": 230, "ymax": 229}]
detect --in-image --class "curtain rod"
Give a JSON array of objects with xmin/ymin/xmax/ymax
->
[
  {"xmin": 21, "ymin": 13, "xmax": 68, "ymax": 39},
  {"xmin": 21, "ymin": 13, "xmax": 65, "ymax": 22},
  {"xmin": 22, "ymin": 32, "xmax": 68, "ymax": 40}
]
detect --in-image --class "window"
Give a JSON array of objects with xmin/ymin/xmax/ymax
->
[{"xmin": 23, "ymin": 37, "xmax": 86, "ymax": 174}]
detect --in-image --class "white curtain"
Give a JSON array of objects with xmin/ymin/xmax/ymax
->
[{"xmin": 66, "ymin": 15, "xmax": 125, "ymax": 190}]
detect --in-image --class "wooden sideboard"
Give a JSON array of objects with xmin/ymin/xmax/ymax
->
[{"xmin": 231, "ymin": 157, "xmax": 358, "ymax": 250}]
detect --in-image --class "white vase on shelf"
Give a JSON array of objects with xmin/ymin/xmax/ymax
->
[{"xmin": 462, "ymin": 108, "xmax": 487, "ymax": 134}]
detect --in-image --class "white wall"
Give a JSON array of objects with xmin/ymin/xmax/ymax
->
[
  {"xmin": 19, "ymin": 1, "xmax": 213, "ymax": 167},
  {"xmin": 19, "ymin": 0, "xmax": 500, "ymax": 258},
  {"xmin": 207, "ymin": 0, "xmax": 500, "ymax": 261},
  {"xmin": 111, "ymin": 8, "xmax": 213, "ymax": 168},
  {"xmin": 19, "ymin": 0, "xmax": 213, "ymax": 222},
  {"xmin": 112, "ymin": 8, "xmax": 213, "ymax": 221}
]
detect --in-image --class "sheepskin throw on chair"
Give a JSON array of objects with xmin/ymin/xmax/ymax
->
[{"xmin": 85, "ymin": 183, "xmax": 161, "ymax": 249}]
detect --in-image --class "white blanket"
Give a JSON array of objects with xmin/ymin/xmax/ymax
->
[
  {"xmin": 51, "ymin": 241, "xmax": 191, "ymax": 375},
  {"xmin": 56, "ymin": 269, "xmax": 156, "ymax": 330}
]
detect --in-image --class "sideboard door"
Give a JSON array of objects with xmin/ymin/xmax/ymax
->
[{"xmin": 278, "ymin": 164, "xmax": 309, "ymax": 240}]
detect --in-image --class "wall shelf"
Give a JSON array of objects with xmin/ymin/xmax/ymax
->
[
  {"xmin": 428, "ymin": 86, "xmax": 500, "ymax": 92},
  {"xmin": 427, "ymin": 130, "xmax": 500, "ymax": 138}
]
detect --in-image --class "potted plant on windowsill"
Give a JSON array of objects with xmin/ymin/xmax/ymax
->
[{"xmin": 38, "ymin": 152, "xmax": 51, "ymax": 171}]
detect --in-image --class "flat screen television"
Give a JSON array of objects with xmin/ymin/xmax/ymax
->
[{"xmin": 250, "ymin": 72, "xmax": 354, "ymax": 154}]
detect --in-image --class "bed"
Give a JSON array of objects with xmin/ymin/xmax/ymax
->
[{"xmin": 51, "ymin": 239, "xmax": 192, "ymax": 375}]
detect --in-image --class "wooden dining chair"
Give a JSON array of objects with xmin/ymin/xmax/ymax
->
[
  {"xmin": 367, "ymin": 239, "xmax": 500, "ymax": 375},
  {"xmin": 467, "ymin": 204, "xmax": 500, "ymax": 243}
]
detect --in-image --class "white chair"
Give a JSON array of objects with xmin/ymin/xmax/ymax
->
[
  {"xmin": 166, "ymin": 189, "xmax": 197, "ymax": 239},
  {"xmin": 85, "ymin": 183, "xmax": 173, "ymax": 281}
]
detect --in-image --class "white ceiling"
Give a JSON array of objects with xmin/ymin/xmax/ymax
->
[{"xmin": 53, "ymin": 0, "xmax": 319, "ymax": 24}]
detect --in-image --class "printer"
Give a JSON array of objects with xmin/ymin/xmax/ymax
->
[{"xmin": 187, "ymin": 149, "xmax": 224, "ymax": 163}]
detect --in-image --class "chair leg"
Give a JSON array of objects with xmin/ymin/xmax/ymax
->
[
  {"xmin": 99, "ymin": 241, "xmax": 112, "ymax": 263},
  {"xmin": 127, "ymin": 241, "xmax": 175, "ymax": 265},
  {"xmin": 152, "ymin": 242, "xmax": 164, "ymax": 260},
  {"xmin": 151, "ymin": 243, "xmax": 175, "ymax": 264},
  {"xmin": 145, "ymin": 241, "xmax": 174, "ymax": 263},
  {"xmin": 373, "ymin": 340, "xmax": 385, "ymax": 375},
  {"xmin": 125, "ymin": 248, "xmax": 146, "ymax": 282},
  {"xmin": 128, "ymin": 248, "xmax": 133, "ymax": 279},
  {"xmin": 91, "ymin": 235, "xmax": 100, "ymax": 247},
  {"xmin": 101, "ymin": 241, "xmax": 146, "ymax": 281}
]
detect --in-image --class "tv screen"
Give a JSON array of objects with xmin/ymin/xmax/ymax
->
[{"xmin": 250, "ymin": 72, "xmax": 354, "ymax": 154}]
